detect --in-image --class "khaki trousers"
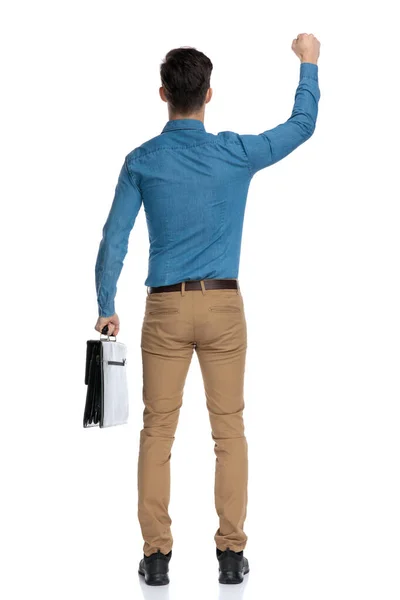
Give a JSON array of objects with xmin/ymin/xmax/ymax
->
[{"xmin": 138, "ymin": 279, "xmax": 248, "ymax": 556}]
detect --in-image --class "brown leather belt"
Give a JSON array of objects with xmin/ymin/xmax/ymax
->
[{"xmin": 148, "ymin": 279, "xmax": 238, "ymax": 294}]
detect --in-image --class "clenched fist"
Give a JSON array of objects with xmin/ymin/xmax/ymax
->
[{"xmin": 292, "ymin": 33, "xmax": 320, "ymax": 64}]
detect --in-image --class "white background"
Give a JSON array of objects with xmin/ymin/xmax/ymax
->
[{"xmin": 1, "ymin": 1, "xmax": 399, "ymax": 599}]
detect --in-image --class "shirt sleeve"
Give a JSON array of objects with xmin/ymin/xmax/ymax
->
[
  {"xmin": 238, "ymin": 62, "xmax": 320, "ymax": 176},
  {"xmin": 95, "ymin": 158, "xmax": 142, "ymax": 317}
]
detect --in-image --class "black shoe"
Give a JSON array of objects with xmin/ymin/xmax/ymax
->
[
  {"xmin": 217, "ymin": 547, "xmax": 250, "ymax": 584},
  {"xmin": 138, "ymin": 549, "xmax": 171, "ymax": 586}
]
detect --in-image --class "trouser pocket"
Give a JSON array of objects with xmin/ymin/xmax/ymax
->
[{"xmin": 209, "ymin": 306, "xmax": 241, "ymax": 312}]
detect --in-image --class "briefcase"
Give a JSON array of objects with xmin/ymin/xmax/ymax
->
[{"xmin": 83, "ymin": 325, "xmax": 129, "ymax": 428}]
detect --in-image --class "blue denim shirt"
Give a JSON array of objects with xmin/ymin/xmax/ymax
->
[{"xmin": 95, "ymin": 62, "xmax": 320, "ymax": 317}]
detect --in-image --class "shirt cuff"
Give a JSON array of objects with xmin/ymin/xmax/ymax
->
[
  {"xmin": 300, "ymin": 62, "xmax": 318, "ymax": 80},
  {"xmin": 98, "ymin": 304, "xmax": 115, "ymax": 318}
]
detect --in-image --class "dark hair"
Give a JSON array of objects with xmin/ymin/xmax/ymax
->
[{"xmin": 160, "ymin": 47, "xmax": 213, "ymax": 115}]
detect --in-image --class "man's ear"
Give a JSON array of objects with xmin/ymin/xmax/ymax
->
[
  {"xmin": 159, "ymin": 86, "xmax": 168, "ymax": 103},
  {"xmin": 205, "ymin": 88, "xmax": 213, "ymax": 104}
]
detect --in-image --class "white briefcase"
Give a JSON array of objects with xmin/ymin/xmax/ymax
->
[{"xmin": 83, "ymin": 328, "xmax": 129, "ymax": 428}]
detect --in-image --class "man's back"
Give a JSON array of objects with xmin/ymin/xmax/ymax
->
[{"xmin": 128, "ymin": 120, "xmax": 251, "ymax": 286}]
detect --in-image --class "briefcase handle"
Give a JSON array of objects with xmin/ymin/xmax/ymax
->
[{"xmin": 100, "ymin": 325, "xmax": 117, "ymax": 341}]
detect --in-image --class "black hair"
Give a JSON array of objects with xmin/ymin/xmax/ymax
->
[{"xmin": 160, "ymin": 46, "xmax": 213, "ymax": 115}]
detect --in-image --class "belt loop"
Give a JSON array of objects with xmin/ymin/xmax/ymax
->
[
  {"xmin": 200, "ymin": 279, "xmax": 206, "ymax": 295},
  {"xmin": 236, "ymin": 278, "xmax": 240, "ymax": 295},
  {"xmin": 147, "ymin": 286, "xmax": 150, "ymax": 296},
  {"xmin": 181, "ymin": 281, "xmax": 186, "ymax": 296}
]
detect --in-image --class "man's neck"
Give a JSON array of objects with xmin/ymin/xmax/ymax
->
[{"xmin": 168, "ymin": 112, "xmax": 205, "ymax": 122}]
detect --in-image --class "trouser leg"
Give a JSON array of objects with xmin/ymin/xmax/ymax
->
[
  {"xmin": 138, "ymin": 295, "xmax": 193, "ymax": 556},
  {"xmin": 195, "ymin": 289, "xmax": 248, "ymax": 552}
]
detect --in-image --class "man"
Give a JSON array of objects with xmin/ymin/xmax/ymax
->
[{"xmin": 94, "ymin": 33, "xmax": 321, "ymax": 585}]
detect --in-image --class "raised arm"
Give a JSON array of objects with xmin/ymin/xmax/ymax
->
[
  {"xmin": 239, "ymin": 33, "xmax": 321, "ymax": 176},
  {"xmin": 94, "ymin": 158, "xmax": 142, "ymax": 332}
]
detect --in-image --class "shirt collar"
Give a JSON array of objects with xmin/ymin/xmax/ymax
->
[{"xmin": 161, "ymin": 118, "xmax": 206, "ymax": 134}]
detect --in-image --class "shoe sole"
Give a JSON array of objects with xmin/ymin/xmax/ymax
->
[
  {"xmin": 138, "ymin": 569, "xmax": 169, "ymax": 586},
  {"xmin": 219, "ymin": 566, "xmax": 250, "ymax": 585}
]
